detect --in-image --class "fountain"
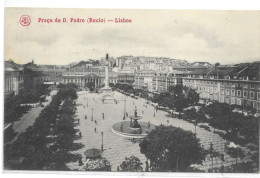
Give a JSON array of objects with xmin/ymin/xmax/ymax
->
[{"xmin": 111, "ymin": 108, "xmax": 155, "ymax": 138}]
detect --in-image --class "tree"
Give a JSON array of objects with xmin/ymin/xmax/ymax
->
[
  {"xmin": 184, "ymin": 88, "xmax": 199, "ymax": 106},
  {"xmin": 86, "ymin": 82, "xmax": 95, "ymax": 91},
  {"xmin": 168, "ymin": 85, "xmax": 183, "ymax": 95},
  {"xmin": 109, "ymin": 83, "xmax": 115, "ymax": 88},
  {"xmin": 85, "ymin": 158, "xmax": 111, "ymax": 171},
  {"xmin": 139, "ymin": 126, "xmax": 206, "ymax": 172},
  {"xmin": 227, "ymin": 147, "xmax": 245, "ymax": 165},
  {"xmin": 120, "ymin": 155, "xmax": 143, "ymax": 172},
  {"xmin": 206, "ymin": 142, "xmax": 222, "ymax": 172},
  {"xmin": 183, "ymin": 108, "xmax": 207, "ymax": 133}
]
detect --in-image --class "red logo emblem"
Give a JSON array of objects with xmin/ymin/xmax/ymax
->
[{"xmin": 20, "ymin": 15, "xmax": 31, "ymax": 26}]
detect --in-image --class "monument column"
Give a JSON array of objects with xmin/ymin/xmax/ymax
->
[{"xmin": 105, "ymin": 66, "xmax": 109, "ymax": 87}]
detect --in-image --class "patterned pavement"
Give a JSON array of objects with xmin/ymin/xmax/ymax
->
[{"xmin": 66, "ymin": 91, "xmax": 252, "ymax": 172}]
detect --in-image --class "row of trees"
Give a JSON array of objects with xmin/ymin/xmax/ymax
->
[
  {"xmin": 4, "ymin": 84, "xmax": 80, "ymax": 170},
  {"xmin": 152, "ymin": 85, "xmax": 199, "ymax": 112},
  {"xmin": 202, "ymin": 103, "xmax": 259, "ymax": 146},
  {"xmin": 4, "ymin": 83, "xmax": 51, "ymax": 123},
  {"xmin": 114, "ymin": 83, "xmax": 200, "ymax": 112}
]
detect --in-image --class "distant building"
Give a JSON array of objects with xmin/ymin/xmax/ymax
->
[
  {"xmin": 62, "ymin": 67, "xmax": 118, "ymax": 88},
  {"xmin": 38, "ymin": 65, "xmax": 66, "ymax": 83},
  {"xmin": 134, "ymin": 62, "xmax": 260, "ymax": 111},
  {"xmin": 4, "ymin": 60, "xmax": 24, "ymax": 98},
  {"xmin": 117, "ymin": 73, "xmax": 135, "ymax": 83},
  {"xmin": 23, "ymin": 60, "xmax": 45, "ymax": 90},
  {"xmin": 182, "ymin": 62, "xmax": 260, "ymax": 111}
]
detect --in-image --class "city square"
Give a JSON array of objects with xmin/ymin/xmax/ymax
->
[
  {"xmin": 66, "ymin": 90, "xmax": 252, "ymax": 171},
  {"xmin": 3, "ymin": 8, "xmax": 260, "ymax": 174}
]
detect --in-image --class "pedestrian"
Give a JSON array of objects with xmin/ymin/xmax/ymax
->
[
  {"xmin": 95, "ymin": 120, "xmax": 97, "ymax": 124},
  {"xmin": 145, "ymin": 160, "xmax": 149, "ymax": 172},
  {"xmin": 117, "ymin": 166, "xmax": 120, "ymax": 171},
  {"xmin": 142, "ymin": 110, "xmax": 144, "ymax": 114},
  {"xmin": 102, "ymin": 113, "xmax": 104, "ymax": 119},
  {"xmin": 120, "ymin": 123, "xmax": 123, "ymax": 131},
  {"xmin": 78, "ymin": 158, "xmax": 83, "ymax": 166},
  {"xmin": 94, "ymin": 127, "xmax": 96, "ymax": 133},
  {"xmin": 126, "ymin": 112, "xmax": 128, "ymax": 117},
  {"xmin": 148, "ymin": 121, "xmax": 150, "ymax": 128},
  {"xmin": 220, "ymin": 165, "xmax": 225, "ymax": 173},
  {"xmin": 79, "ymin": 132, "xmax": 82, "ymax": 137},
  {"xmin": 78, "ymin": 119, "xmax": 80, "ymax": 123},
  {"xmin": 85, "ymin": 115, "xmax": 87, "ymax": 119}
]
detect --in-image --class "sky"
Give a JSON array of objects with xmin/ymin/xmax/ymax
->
[{"xmin": 4, "ymin": 8, "xmax": 260, "ymax": 65}]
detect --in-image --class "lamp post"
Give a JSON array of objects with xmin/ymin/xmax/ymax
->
[
  {"xmin": 101, "ymin": 131, "xmax": 104, "ymax": 152},
  {"xmin": 123, "ymin": 95, "xmax": 126, "ymax": 120},
  {"xmin": 154, "ymin": 106, "xmax": 156, "ymax": 117},
  {"xmin": 91, "ymin": 108, "xmax": 93, "ymax": 121}
]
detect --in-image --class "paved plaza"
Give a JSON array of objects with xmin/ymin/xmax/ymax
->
[{"xmin": 67, "ymin": 91, "xmax": 251, "ymax": 171}]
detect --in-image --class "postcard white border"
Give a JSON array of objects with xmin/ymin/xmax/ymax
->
[{"xmin": 1, "ymin": 1, "xmax": 260, "ymax": 178}]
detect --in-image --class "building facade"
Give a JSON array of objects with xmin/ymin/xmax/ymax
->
[
  {"xmin": 38, "ymin": 65, "xmax": 66, "ymax": 83},
  {"xmin": 182, "ymin": 63, "xmax": 260, "ymax": 111},
  {"xmin": 23, "ymin": 61, "xmax": 45, "ymax": 90},
  {"xmin": 134, "ymin": 63, "xmax": 260, "ymax": 111},
  {"xmin": 4, "ymin": 60, "xmax": 24, "ymax": 98},
  {"xmin": 62, "ymin": 67, "xmax": 118, "ymax": 88}
]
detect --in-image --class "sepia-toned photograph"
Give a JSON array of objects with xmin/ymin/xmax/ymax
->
[{"xmin": 3, "ymin": 7, "xmax": 260, "ymax": 174}]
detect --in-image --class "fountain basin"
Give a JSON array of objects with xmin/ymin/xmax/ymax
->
[{"xmin": 111, "ymin": 121, "xmax": 156, "ymax": 138}]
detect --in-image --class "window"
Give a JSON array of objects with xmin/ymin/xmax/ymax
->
[
  {"xmin": 221, "ymin": 88, "xmax": 224, "ymax": 94},
  {"xmin": 243, "ymin": 84, "xmax": 248, "ymax": 88},
  {"xmin": 214, "ymin": 87, "xmax": 218, "ymax": 93},
  {"xmin": 237, "ymin": 90, "xmax": 241, "ymax": 97},
  {"xmin": 237, "ymin": 83, "xmax": 242, "ymax": 88},
  {"xmin": 250, "ymin": 92, "xmax": 255, "ymax": 99},
  {"xmin": 210, "ymin": 87, "xmax": 213, "ymax": 93},
  {"xmin": 231, "ymin": 89, "xmax": 235, "ymax": 96},
  {"xmin": 207, "ymin": 87, "xmax": 209, "ymax": 92},
  {"xmin": 258, "ymin": 92, "xmax": 260, "ymax": 100},
  {"xmin": 243, "ymin": 91, "xmax": 247, "ymax": 98},
  {"xmin": 226, "ymin": 89, "xmax": 230, "ymax": 95},
  {"xmin": 250, "ymin": 84, "xmax": 255, "ymax": 89},
  {"xmin": 237, "ymin": 99, "xmax": 241, "ymax": 105},
  {"xmin": 225, "ymin": 97, "xmax": 230, "ymax": 104},
  {"xmin": 231, "ymin": 98, "xmax": 235, "ymax": 104},
  {"xmin": 220, "ymin": 96, "xmax": 224, "ymax": 102},
  {"xmin": 203, "ymin": 86, "xmax": 206, "ymax": 91}
]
